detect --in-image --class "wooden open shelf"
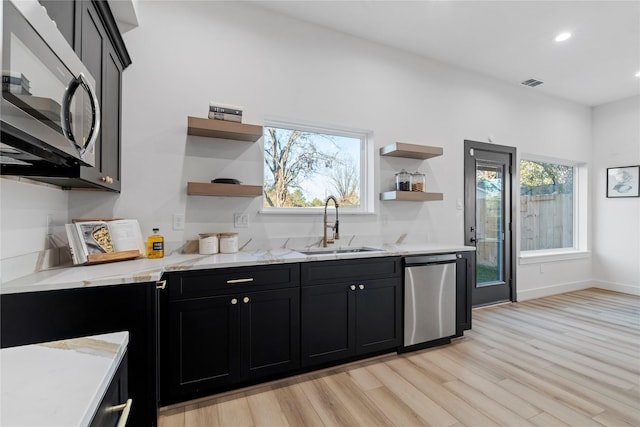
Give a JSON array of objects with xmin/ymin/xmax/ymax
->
[
  {"xmin": 380, "ymin": 142, "xmax": 443, "ymax": 159},
  {"xmin": 187, "ymin": 116, "xmax": 263, "ymax": 142},
  {"xmin": 187, "ymin": 182, "xmax": 263, "ymax": 197},
  {"xmin": 380, "ymin": 191, "xmax": 443, "ymax": 202}
]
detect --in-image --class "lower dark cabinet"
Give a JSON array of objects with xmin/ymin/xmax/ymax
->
[
  {"xmin": 456, "ymin": 251, "xmax": 475, "ymax": 336},
  {"xmin": 160, "ymin": 266, "xmax": 300, "ymax": 405},
  {"xmin": 301, "ymin": 258, "xmax": 402, "ymax": 368},
  {"xmin": 0, "ymin": 283, "xmax": 156, "ymax": 427},
  {"xmin": 90, "ymin": 353, "xmax": 129, "ymax": 427}
]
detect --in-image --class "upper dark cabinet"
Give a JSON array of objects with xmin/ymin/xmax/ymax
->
[{"xmin": 35, "ymin": 0, "xmax": 131, "ymax": 191}]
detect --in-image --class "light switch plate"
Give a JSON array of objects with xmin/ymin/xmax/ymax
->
[
  {"xmin": 234, "ymin": 213, "xmax": 249, "ymax": 228},
  {"xmin": 173, "ymin": 214, "xmax": 185, "ymax": 230}
]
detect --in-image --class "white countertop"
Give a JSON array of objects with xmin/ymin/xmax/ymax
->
[
  {"xmin": 0, "ymin": 331, "xmax": 129, "ymax": 427},
  {"xmin": 0, "ymin": 243, "xmax": 474, "ymax": 295}
]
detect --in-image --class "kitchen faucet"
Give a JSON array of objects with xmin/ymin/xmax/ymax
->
[{"xmin": 323, "ymin": 196, "xmax": 340, "ymax": 247}]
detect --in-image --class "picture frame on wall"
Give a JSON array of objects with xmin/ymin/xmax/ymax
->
[{"xmin": 607, "ymin": 165, "xmax": 640, "ymax": 198}]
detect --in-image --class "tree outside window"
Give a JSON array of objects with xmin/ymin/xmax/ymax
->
[{"xmin": 263, "ymin": 124, "xmax": 364, "ymax": 210}]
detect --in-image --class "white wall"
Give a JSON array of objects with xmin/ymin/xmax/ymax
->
[
  {"xmin": 3, "ymin": 1, "xmax": 599, "ymax": 298},
  {"xmin": 592, "ymin": 96, "xmax": 640, "ymax": 295}
]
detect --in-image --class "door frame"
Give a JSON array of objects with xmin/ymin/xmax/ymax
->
[{"xmin": 464, "ymin": 140, "xmax": 517, "ymax": 305}]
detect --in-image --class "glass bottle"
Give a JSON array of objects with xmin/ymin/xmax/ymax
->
[
  {"xmin": 411, "ymin": 171, "xmax": 425, "ymax": 192},
  {"xmin": 395, "ymin": 169, "xmax": 411, "ymax": 191},
  {"xmin": 147, "ymin": 228, "xmax": 164, "ymax": 259}
]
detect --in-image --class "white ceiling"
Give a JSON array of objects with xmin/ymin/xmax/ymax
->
[{"xmin": 249, "ymin": 1, "xmax": 640, "ymax": 107}]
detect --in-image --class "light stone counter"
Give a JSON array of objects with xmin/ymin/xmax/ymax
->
[
  {"xmin": 0, "ymin": 331, "xmax": 129, "ymax": 427},
  {"xmin": 1, "ymin": 243, "xmax": 474, "ymax": 295}
]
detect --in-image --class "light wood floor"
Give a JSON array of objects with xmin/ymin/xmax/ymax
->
[{"xmin": 159, "ymin": 288, "xmax": 640, "ymax": 427}]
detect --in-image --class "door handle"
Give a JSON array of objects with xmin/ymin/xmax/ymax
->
[
  {"xmin": 156, "ymin": 280, "xmax": 166, "ymax": 290},
  {"xmin": 469, "ymin": 237, "xmax": 477, "ymax": 243}
]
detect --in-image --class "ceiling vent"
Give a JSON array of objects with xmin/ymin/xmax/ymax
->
[{"xmin": 521, "ymin": 78, "xmax": 544, "ymax": 87}]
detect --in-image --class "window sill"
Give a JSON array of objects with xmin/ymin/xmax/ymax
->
[
  {"xmin": 519, "ymin": 249, "xmax": 591, "ymax": 264},
  {"xmin": 259, "ymin": 208, "xmax": 375, "ymax": 215}
]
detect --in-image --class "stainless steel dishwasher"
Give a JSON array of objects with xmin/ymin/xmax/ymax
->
[{"xmin": 404, "ymin": 253, "xmax": 457, "ymax": 348}]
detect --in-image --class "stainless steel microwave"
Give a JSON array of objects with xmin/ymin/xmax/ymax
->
[{"xmin": 1, "ymin": 0, "xmax": 100, "ymax": 170}]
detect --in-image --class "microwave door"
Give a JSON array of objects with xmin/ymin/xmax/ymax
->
[{"xmin": 1, "ymin": 0, "xmax": 97, "ymax": 167}]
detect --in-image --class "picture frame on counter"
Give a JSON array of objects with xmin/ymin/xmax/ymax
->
[{"xmin": 606, "ymin": 165, "xmax": 640, "ymax": 198}]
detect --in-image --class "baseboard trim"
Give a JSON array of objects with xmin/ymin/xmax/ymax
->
[
  {"xmin": 592, "ymin": 280, "xmax": 640, "ymax": 296},
  {"xmin": 517, "ymin": 280, "xmax": 593, "ymax": 301}
]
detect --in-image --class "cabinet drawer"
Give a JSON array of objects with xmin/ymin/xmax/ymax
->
[
  {"xmin": 301, "ymin": 257, "xmax": 401, "ymax": 286},
  {"xmin": 167, "ymin": 264, "xmax": 300, "ymax": 300}
]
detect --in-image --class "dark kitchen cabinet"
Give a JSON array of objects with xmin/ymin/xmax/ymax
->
[
  {"xmin": 160, "ymin": 264, "xmax": 301, "ymax": 406},
  {"xmin": 456, "ymin": 251, "xmax": 475, "ymax": 336},
  {"xmin": 34, "ymin": 0, "xmax": 131, "ymax": 191},
  {"xmin": 39, "ymin": 0, "xmax": 78, "ymax": 48},
  {"xmin": 300, "ymin": 258, "xmax": 402, "ymax": 368},
  {"xmin": 89, "ymin": 352, "xmax": 129, "ymax": 427},
  {"xmin": 0, "ymin": 282, "xmax": 157, "ymax": 427}
]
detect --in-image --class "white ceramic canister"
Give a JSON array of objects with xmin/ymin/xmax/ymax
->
[
  {"xmin": 198, "ymin": 233, "xmax": 219, "ymax": 255},
  {"xmin": 219, "ymin": 232, "xmax": 239, "ymax": 253}
]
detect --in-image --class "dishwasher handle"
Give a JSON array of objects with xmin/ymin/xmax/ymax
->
[{"xmin": 404, "ymin": 253, "xmax": 457, "ymax": 266}]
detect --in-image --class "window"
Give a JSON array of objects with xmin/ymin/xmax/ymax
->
[
  {"xmin": 520, "ymin": 159, "xmax": 575, "ymax": 251},
  {"xmin": 262, "ymin": 120, "xmax": 372, "ymax": 213}
]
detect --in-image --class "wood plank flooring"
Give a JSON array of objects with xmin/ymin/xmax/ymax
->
[{"xmin": 159, "ymin": 288, "xmax": 640, "ymax": 427}]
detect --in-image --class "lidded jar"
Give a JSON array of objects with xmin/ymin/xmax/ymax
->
[
  {"xmin": 411, "ymin": 171, "xmax": 425, "ymax": 192},
  {"xmin": 395, "ymin": 169, "xmax": 411, "ymax": 191}
]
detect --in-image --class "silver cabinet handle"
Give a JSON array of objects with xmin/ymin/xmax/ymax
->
[
  {"xmin": 227, "ymin": 278, "xmax": 254, "ymax": 284},
  {"xmin": 243, "ymin": 296, "xmax": 250, "ymax": 304},
  {"xmin": 350, "ymin": 285, "xmax": 356, "ymax": 291},
  {"xmin": 156, "ymin": 280, "xmax": 167, "ymax": 290},
  {"xmin": 108, "ymin": 398, "xmax": 132, "ymax": 427},
  {"xmin": 231, "ymin": 298, "xmax": 238, "ymax": 305},
  {"xmin": 358, "ymin": 284, "xmax": 365, "ymax": 290}
]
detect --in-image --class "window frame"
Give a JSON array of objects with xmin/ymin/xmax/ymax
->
[
  {"xmin": 260, "ymin": 118, "xmax": 374, "ymax": 215},
  {"xmin": 518, "ymin": 154, "xmax": 590, "ymax": 264}
]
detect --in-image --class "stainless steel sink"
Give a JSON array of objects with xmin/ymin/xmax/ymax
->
[{"xmin": 297, "ymin": 247, "xmax": 384, "ymax": 256}]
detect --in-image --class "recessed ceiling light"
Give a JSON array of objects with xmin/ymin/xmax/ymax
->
[{"xmin": 554, "ymin": 32, "xmax": 572, "ymax": 42}]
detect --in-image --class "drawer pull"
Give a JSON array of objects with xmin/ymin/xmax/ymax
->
[
  {"xmin": 156, "ymin": 280, "xmax": 167, "ymax": 290},
  {"xmin": 358, "ymin": 284, "xmax": 365, "ymax": 290},
  {"xmin": 350, "ymin": 285, "xmax": 356, "ymax": 291},
  {"xmin": 227, "ymin": 278, "xmax": 254, "ymax": 284},
  {"xmin": 243, "ymin": 296, "xmax": 250, "ymax": 303},
  {"xmin": 231, "ymin": 298, "xmax": 238, "ymax": 305},
  {"xmin": 108, "ymin": 398, "xmax": 132, "ymax": 427}
]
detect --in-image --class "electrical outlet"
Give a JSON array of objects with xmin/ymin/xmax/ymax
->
[
  {"xmin": 234, "ymin": 213, "xmax": 249, "ymax": 228},
  {"xmin": 173, "ymin": 214, "xmax": 185, "ymax": 230}
]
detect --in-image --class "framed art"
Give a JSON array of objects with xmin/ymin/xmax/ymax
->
[{"xmin": 607, "ymin": 165, "xmax": 640, "ymax": 198}]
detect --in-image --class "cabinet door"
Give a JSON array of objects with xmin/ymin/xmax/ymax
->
[
  {"xmin": 355, "ymin": 278, "xmax": 402, "ymax": 355},
  {"xmin": 241, "ymin": 288, "xmax": 300, "ymax": 379},
  {"xmin": 456, "ymin": 251, "xmax": 475, "ymax": 335},
  {"xmin": 100, "ymin": 45, "xmax": 122, "ymax": 191},
  {"xmin": 78, "ymin": 1, "xmax": 120, "ymax": 191},
  {"xmin": 38, "ymin": 0, "xmax": 77, "ymax": 48},
  {"xmin": 301, "ymin": 283, "xmax": 356, "ymax": 367},
  {"xmin": 166, "ymin": 295, "xmax": 241, "ymax": 401}
]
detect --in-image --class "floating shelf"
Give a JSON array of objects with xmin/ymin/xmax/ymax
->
[
  {"xmin": 187, "ymin": 182, "xmax": 263, "ymax": 197},
  {"xmin": 380, "ymin": 142, "xmax": 443, "ymax": 159},
  {"xmin": 187, "ymin": 116, "xmax": 263, "ymax": 142},
  {"xmin": 380, "ymin": 191, "xmax": 443, "ymax": 202}
]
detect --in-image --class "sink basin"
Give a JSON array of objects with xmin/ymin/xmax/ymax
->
[{"xmin": 297, "ymin": 247, "xmax": 385, "ymax": 256}]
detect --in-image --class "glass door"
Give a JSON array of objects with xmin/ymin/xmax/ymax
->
[{"xmin": 464, "ymin": 141, "xmax": 515, "ymax": 307}]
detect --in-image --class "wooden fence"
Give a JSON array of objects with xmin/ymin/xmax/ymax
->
[{"xmin": 476, "ymin": 193, "xmax": 573, "ymax": 265}]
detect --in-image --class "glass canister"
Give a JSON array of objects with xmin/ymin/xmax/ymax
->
[
  {"xmin": 411, "ymin": 171, "xmax": 425, "ymax": 192},
  {"xmin": 395, "ymin": 169, "xmax": 411, "ymax": 191}
]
